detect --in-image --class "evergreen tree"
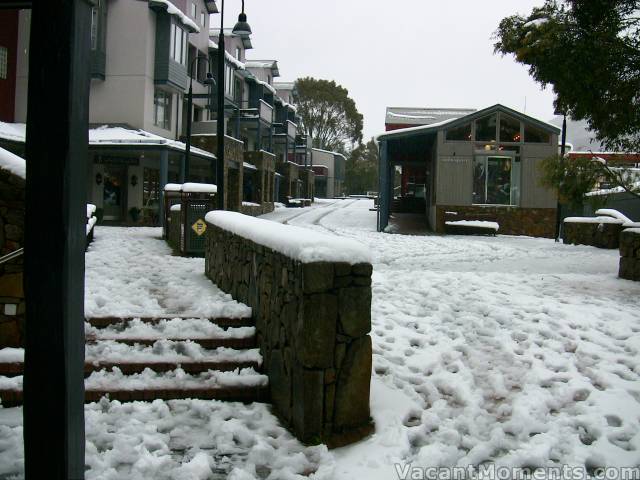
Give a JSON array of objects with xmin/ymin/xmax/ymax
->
[
  {"xmin": 295, "ymin": 77, "xmax": 363, "ymax": 152},
  {"xmin": 494, "ymin": 0, "xmax": 640, "ymax": 153},
  {"xmin": 345, "ymin": 139, "xmax": 379, "ymax": 195}
]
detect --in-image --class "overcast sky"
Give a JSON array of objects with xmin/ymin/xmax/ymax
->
[{"xmin": 221, "ymin": 0, "xmax": 555, "ymax": 140}]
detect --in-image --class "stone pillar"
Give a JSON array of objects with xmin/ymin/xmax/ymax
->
[{"xmin": 619, "ymin": 229, "xmax": 640, "ymax": 280}]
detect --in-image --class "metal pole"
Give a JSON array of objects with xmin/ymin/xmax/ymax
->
[
  {"xmin": 184, "ymin": 67, "xmax": 195, "ymax": 182},
  {"xmin": 555, "ymin": 114, "xmax": 567, "ymax": 242},
  {"xmin": 24, "ymin": 0, "xmax": 90, "ymax": 478},
  {"xmin": 216, "ymin": 0, "xmax": 226, "ymax": 210}
]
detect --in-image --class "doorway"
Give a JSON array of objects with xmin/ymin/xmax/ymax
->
[{"xmin": 102, "ymin": 165, "xmax": 127, "ymax": 221}]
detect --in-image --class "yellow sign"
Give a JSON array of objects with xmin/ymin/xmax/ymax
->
[{"xmin": 192, "ymin": 218, "xmax": 207, "ymax": 236}]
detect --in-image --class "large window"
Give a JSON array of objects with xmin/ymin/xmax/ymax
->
[
  {"xmin": 500, "ymin": 114, "xmax": 521, "ymax": 143},
  {"xmin": 170, "ymin": 23, "xmax": 187, "ymax": 65},
  {"xmin": 473, "ymin": 155, "xmax": 519, "ymax": 205},
  {"xmin": 475, "ymin": 114, "xmax": 497, "ymax": 142},
  {"xmin": 225, "ymin": 64, "xmax": 234, "ymax": 97},
  {"xmin": 154, "ymin": 89, "xmax": 172, "ymax": 130},
  {"xmin": 445, "ymin": 123, "xmax": 471, "ymax": 141},
  {"xmin": 524, "ymin": 124, "xmax": 551, "ymax": 143}
]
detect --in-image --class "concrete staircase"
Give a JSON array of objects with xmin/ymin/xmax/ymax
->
[{"xmin": 0, "ymin": 316, "xmax": 269, "ymax": 406}]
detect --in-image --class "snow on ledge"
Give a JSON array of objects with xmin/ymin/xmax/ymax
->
[
  {"xmin": 164, "ymin": 183, "xmax": 182, "ymax": 192},
  {"xmin": 182, "ymin": 183, "xmax": 217, "ymax": 194},
  {"xmin": 149, "ymin": 0, "xmax": 200, "ymax": 32},
  {"xmin": 595, "ymin": 209, "xmax": 633, "ymax": 225},
  {"xmin": 446, "ymin": 220, "xmax": 499, "ymax": 231},
  {"xmin": 564, "ymin": 216, "xmax": 624, "ymax": 224},
  {"xmin": 205, "ymin": 211, "xmax": 372, "ymax": 265},
  {"xmin": 0, "ymin": 146, "xmax": 26, "ymax": 179},
  {"xmin": 625, "ymin": 228, "xmax": 640, "ymax": 235}
]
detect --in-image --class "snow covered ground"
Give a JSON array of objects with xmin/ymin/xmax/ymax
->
[
  {"xmin": 262, "ymin": 199, "xmax": 640, "ymax": 478},
  {"xmin": 1, "ymin": 200, "xmax": 639, "ymax": 479},
  {"xmin": 85, "ymin": 227, "xmax": 250, "ymax": 319}
]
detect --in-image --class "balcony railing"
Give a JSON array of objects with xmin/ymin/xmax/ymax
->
[{"xmin": 259, "ymin": 100, "xmax": 273, "ymax": 124}]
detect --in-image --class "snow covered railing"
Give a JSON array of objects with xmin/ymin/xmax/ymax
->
[
  {"xmin": 204, "ymin": 212, "xmax": 373, "ymax": 446},
  {"xmin": 619, "ymin": 228, "xmax": 640, "ymax": 281}
]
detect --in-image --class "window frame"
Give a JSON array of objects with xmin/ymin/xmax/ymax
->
[
  {"xmin": 472, "ymin": 151, "xmax": 519, "ymax": 206},
  {"xmin": 153, "ymin": 89, "xmax": 172, "ymax": 131}
]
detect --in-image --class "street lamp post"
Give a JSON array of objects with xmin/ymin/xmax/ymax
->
[
  {"xmin": 554, "ymin": 111, "xmax": 568, "ymax": 242},
  {"xmin": 184, "ymin": 56, "xmax": 215, "ymax": 182},
  {"xmin": 216, "ymin": 0, "xmax": 251, "ymax": 210}
]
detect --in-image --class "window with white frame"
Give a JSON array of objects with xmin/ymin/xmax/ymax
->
[
  {"xmin": 154, "ymin": 89, "xmax": 172, "ymax": 130},
  {"xmin": 170, "ymin": 23, "xmax": 187, "ymax": 65},
  {"xmin": 0, "ymin": 46, "xmax": 7, "ymax": 80},
  {"xmin": 200, "ymin": 11, "xmax": 205, "ymax": 27},
  {"xmin": 191, "ymin": 2, "xmax": 196, "ymax": 18},
  {"xmin": 236, "ymin": 47, "xmax": 241, "ymax": 60},
  {"xmin": 473, "ymin": 155, "xmax": 520, "ymax": 206},
  {"xmin": 225, "ymin": 64, "xmax": 234, "ymax": 97}
]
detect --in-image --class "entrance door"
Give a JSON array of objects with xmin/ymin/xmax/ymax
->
[{"xmin": 103, "ymin": 165, "xmax": 127, "ymax": 221}]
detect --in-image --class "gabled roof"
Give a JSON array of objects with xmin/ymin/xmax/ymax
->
[{"xmin": 377, "ymin": 104, "xmax": 561, "ymax": 141}]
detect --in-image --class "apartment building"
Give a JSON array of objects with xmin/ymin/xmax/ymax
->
[{"xmin": 0, "ymin": 0, "xmax": 325, "ymax": 223}]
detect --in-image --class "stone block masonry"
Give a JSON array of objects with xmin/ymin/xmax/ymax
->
[
  {"xmin": 204, "ymin": 211, "xmax": 374, "ymax": 447},
  {"xmin": 0, "ymin": 167, "xmax": 25, "ymax": 347},
  {"xmin": 619, "ymin": 229, "xmax": 640, "ymax": 281},
  {"xmin": 563, "ymin": 217, "xmax": 624, "ymax": 249}
]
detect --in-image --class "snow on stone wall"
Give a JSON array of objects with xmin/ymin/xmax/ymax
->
[{"xmin": 204, "ymin": 216, "xmax": 374, "ymax": 446}]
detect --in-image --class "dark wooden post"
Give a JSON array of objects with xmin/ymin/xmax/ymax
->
[{"xmin": 23, "ymin": 0, "xmax": 91, "ymax": 478}]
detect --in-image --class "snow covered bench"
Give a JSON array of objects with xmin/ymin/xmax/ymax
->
[
  {"xmin": 204, "ymin": 211, "xmax": 374, "ymax": 447},
  {"xmin": 619, "ymin": 228, "xmax": 640, "ymax": 281}
]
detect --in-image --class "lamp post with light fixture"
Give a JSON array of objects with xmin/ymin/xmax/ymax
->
[
  {"xmin": 184, "ymin": 55, "xmax": 215, "ymax": 182},
  {"xmin": 554, "ymin": 109, "xmax": 568, "ymax": 242},
  {"xmin": 215, "ymin": 0, "xmax": 251, "ymax": 209}
]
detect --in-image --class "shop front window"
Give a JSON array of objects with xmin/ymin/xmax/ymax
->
[
  {"xmin": 473, "ymin": 155, "xmax": 518, "ymax": 205},
  {"xmin": 475, "ymin": 114, "xmax": 497, "ymax": 142},
  {"xmin": 143, "ymin": 167, "xmax": 160, "ymax": 224}
]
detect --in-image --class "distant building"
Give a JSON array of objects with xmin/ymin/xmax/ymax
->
[
  {"xmin": 377, "ymin": 104, "xmax": 561, "ymax": 237},
  {"xmin": 311, "ymin": 148, "xmax": 345, "ymax": 198}
]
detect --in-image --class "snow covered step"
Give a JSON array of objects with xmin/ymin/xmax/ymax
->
[
  {"xmin": 85, "ymin": 318, "xmax": 256, "ymax": 349},
  {"xmin": 0, "ymin": 342, "xmax": 263, "ymax": 376},
  {"xmin": 87, "ymin": 316, "xmax": 255, "ymax": 329},
  {"xmin": 0, "ymin": 367, "xmax": 270, "ymax": 406}
]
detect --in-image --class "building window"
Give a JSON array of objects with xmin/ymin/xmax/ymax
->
[
  {"xmin": 0, "ymin": 46, "xmax": 7, "ymax": 80},
  {"xmin": 473, "ymin": 155, "xmax": 519, "ymax": 206},
  {"xmin": 143, "ymin": 168, "xmax": 160, "ymax": 223},
  {"xmin": 91, "ymin": 7, "xmax": 99, "ymax": 50},
  {"xmin": 267, "ymin": 74, "xmax": 271, "ymax": 85},
  {"xmin": 445, "ymin": 123, "xmax": 471, "ymax": 141},
  {"xmin": 236, "ymin": 47, "xmax": 241, "ymax": 60},
  {"xmin": 200, "ymin": 11, "xmax": 206, "ymax": 27},
  {"xmin": 524, "ymin": 123, "xmax": 551, "ymax": 143},
  {"xmin": 225, "ymin": 64, "xmax": 234, "ymax": 97},
  {"xmin": 475, "ymin": 114, "xmax": 497, "ymax": 142},
  {"xmin": 154, "ymin": 89, "xmax": 172, "ymax": 130},
  {"xmin": 499, "ymin": 114, "xmax": 521, "ymax": 143},
  {"xmin": 170, "ymin": 23, "xmax": 187, "ymax": 65},
  {"xmin": 191, "ymin": 2, "xmax": 197, "ymax": 18}
]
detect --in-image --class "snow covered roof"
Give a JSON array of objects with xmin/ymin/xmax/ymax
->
[
  {"xmin": 386, "ymin": 107, "xmax": 476, "ymax": 126},
  {"xmin": 0, "ymin": 146, "xmax": 26, "ymax": 179},
  {"xmin": 208, "ymin": 40, "xmax": 246, "ymax": 70},
  {"xmin": 244, "ymin": 60, "xmax": 280, "ymax": 77},
  {"xmin": 205, "ymin": 211, "xmax": 371, "ymax": 264},
  {"xmin": 378, "ymin": 104, "xmax": 561, "ymax": 142},
  {"xmin": 209, "ymin": 28, "xmax": 252, "ymax": 49},
  {"xmin": 274, "ymin": 81, "xmax": 295, "ymax": 91},
  {"xmin": 148, "ymin": 0, "xmax": 200, "ymax": 33},
  {"xmin": 0, "ymin": 123, "xmax": 215, "ymax": 160},
  {"xmin": 311, "ymin": 147, "xmax": 347, "ymax": 161}
]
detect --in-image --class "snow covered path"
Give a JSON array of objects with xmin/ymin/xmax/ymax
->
[
  {"xmin": 85, "ymin": 227, "xmax": 250, "ymax": 319},
  {"xmin": 263, "ymin": 199, "xmax": 640, "ymax": 477}
]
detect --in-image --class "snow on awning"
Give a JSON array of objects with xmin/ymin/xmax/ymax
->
[
  {"xmin": 0, "ymin": 122, "xmax": 215, "ymax": 160},
  {"xmin": 149, "ymin": 0, "xmax": 200, "ymax": 33},
  {"xmin": 208, "ymin": 40, "xmax": 246, "ymax": 70}
]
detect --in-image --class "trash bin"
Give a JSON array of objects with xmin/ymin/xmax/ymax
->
[{"xmin": 180, "ymin": 183, "xmax": 217, "ymax": 256}]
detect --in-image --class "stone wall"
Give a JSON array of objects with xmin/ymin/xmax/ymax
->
[
  {"xmin": 0, "ymin": 168, "xmax": 25, "ymax": 347},
  {"xmin": 204, "ymin": 220, "xmax": 373, "ymax": 447},
  {"xmin": 563, "ymin": 221, "xmax": 623, "ymax": 249},
  {"xmin": 619, "ymin": 229, "xmax": 640, "ymax": 281},
  {"xmin": 436, "ymin": 205, "xmax": 556, "ymax": 238}
]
